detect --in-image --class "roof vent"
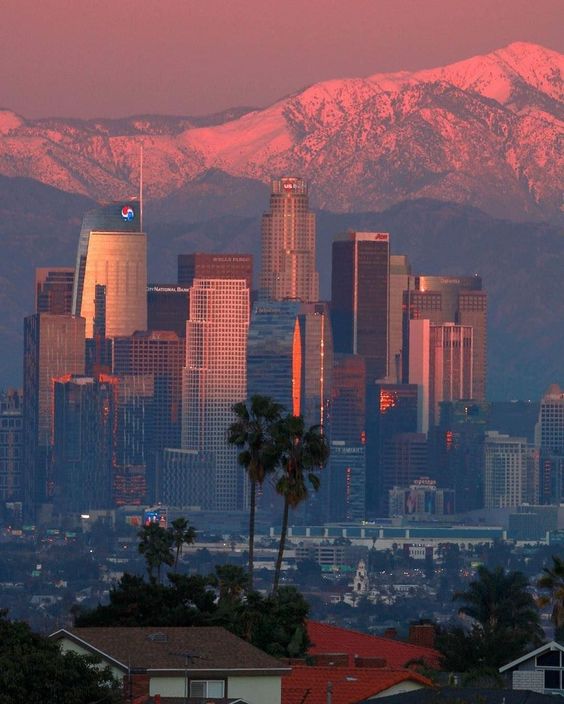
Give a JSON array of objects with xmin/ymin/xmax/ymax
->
[{"xmin": 147, "ymin": 632, "xmax": 168, "ymax": 642}]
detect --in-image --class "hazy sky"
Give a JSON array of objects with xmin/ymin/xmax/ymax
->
[{"xmin": 1, "ymin": 0, "xmax": 562, "ymax": 119}]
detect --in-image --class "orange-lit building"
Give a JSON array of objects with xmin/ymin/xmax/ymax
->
[{"xmin": 260, "ymin": 177, "xmax": 318, "ymax": 303}]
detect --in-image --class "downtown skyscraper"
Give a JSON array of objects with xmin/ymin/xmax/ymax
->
[
  {"xmin": 260, "ymin": 177, "xmax": 319, "ymax": 303},
  {"xmin": 331, "ymin": 231, "xmax": 390, "ymax": 382},
  {"xmin": 181, "ymin": 279, "xmax": 249, "ymax": 511},
  {"xmin": 72, "ymin": 201, "xmax": 147, "ymax": 338}
]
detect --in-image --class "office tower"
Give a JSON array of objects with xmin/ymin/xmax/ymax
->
[
  {"xmin": 72, "ymin": 201, "xmax": 147, "ymax": 338},
  {"xmin": 433, "ymin": 400, "xmax": 489, "ymax": 512},
  {"xmin": 409, "ymin": 320, "xmax": 473, "ymax": 432},
  {"xmin": 182, "ymin": 279, "xmax": 249, "ymax": 512},
  {"xmin": 113, "ymin": 330, "xmax": 185, "ymax": 496},
  {"xmin": 328, "ymin": 442, "xmax": 366, "ymax": 522},
  {"xmin": 0, "ymin": 389, "xmax": 23, "ymax": 503},
  {"xmin": 157, "ymin": 449, "xmax": 215, "ymax": 508},
  {"xmin": 298, "ymin": 302, "xmax": 333, "ymax": 428},
  {"xmin": 23, "ymin": 314, "xmax": 85, "ymax": 516},
  {"xmin": 247, "ymin": 300, "xmax": 303, "ymax": 415},
  {"xmin": 537, "ymin": 384, "xmax": 564, "ymax": 504},
  {"xmin": 114, "ymin": 375, "xmax": 154, "ymax": 506},
  {"xmin": 147, "ymin": 284, "xmax": 190, "ymax": 338},
  {"xmin": 403, "ymin": 275, "xmax": 487, "ymax": 399},
  {"xmin": 365, "ymin": 382, "xmax": 418, "ymax": 516},
  {"xmin": 52, "ymin": 375, "xmax": 117, "ymax": 513},
  {"xmin": 35, "ymin": 268, "xmax": 74, "ymax": 314},
  {"xmin": 327, "ymin": 355, "xmax": 366, "ymax": 521},
  {"xmin": 331, "ymin": 231, "xmax": 390, "ymax": 382},
  {"xmin": 388, "ymin": 255, "xmax": 411, "ymax": 383},
  {"xmin": 381, "ymin": 433, "xmax": 428, "ymax": 502},
  {"xmin": 260, "ymin": 177, "xmax": 318, "ymax": 302},
  {"xmin": 178, "ymin": 253, "xmax": 253, "ymax": 292},
  {"xmin": 484, "ymin": 431, "xmax": 528, "ymax": 508}
]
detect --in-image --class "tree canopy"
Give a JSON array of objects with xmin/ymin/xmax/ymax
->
[
  {"xmin": 0, "ymin": 611, "xmax": 121, "ymax": 704},
  {"xmin": 437, "ymin": 565, "xmax": 543, "ymax": 671}
]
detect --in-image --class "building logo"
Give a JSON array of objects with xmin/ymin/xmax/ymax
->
[{"xmin": 121, "ymin": 205, "xmax": 135, "ymax": 221}]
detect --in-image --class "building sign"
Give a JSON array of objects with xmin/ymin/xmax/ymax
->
[{"xmin": 121, "ymin": 205, "xmax": 135, "ymax": 221}]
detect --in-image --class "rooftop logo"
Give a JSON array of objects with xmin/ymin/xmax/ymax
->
[{"xmin": 121, "ymin": 205, "xmax": 135, "ymax": 221}]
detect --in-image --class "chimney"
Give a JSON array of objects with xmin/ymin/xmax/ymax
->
[
  {"xmin": 383, "ymin": 627, "xmax": 397, "ymax": 639},
  {"xmin": 354, "ymin": 655, "xmax": 387, "ymax": 668},
  {"xmin": 408, "ymin": 622, "xmax": 436, "ymax": 648}
]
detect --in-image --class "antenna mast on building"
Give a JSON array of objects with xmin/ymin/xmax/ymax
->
[{"xmin": 139, "ymin": 144, "xmax": 144, "ymax": 232}]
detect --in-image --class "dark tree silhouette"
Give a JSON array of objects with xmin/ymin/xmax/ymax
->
[
  {"xmin": 228, "ymin": 395, "xmax": 284, "ymax": 589},
  {"xmin": 272, "ymin": 415, "xmax": 329, "ymax": 593}
]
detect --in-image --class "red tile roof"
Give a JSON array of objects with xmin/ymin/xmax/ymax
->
[
  {"xmin": 283, "ymin": 665, "xmax": 431, "ymax": 704},
  {"xmin": 307, "ymin": 622, "xmax": 440, "ymax": 669}
]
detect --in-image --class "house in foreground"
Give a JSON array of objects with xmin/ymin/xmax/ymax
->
[
  {"xmin": 283, "ymin": 664, "xmax": 432, "ymax": 703},
  {"xmin": 50, "ymin": 626, "xmax": 290, "ymax": 704},
  {"xmin": 499, "ymin": 640, "xmax": 564, "ymax": 696}
]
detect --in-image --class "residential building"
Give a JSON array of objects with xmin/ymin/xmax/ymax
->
[
  {"xmin": 500, "ymin": 641, "xmax": 564, "ymax": 696},
  {"xmin": 50, "ymin": 626, "xmax": 289, "ymax": 704},
  {"xmin": 331, "ymin": 231, "xmax": 390, "ymax": 382},
  {"xmin": 260, "ymin": 176, "xmax": 318, "ymax": 302},
  {"xmin": 182, "ymin": 279, "xmax": 249, "ymax": 511}
]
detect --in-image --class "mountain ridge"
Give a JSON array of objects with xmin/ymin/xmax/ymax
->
[{"xmin": 0, "ymin": 42, "xmax": 561, "ymax": 221}]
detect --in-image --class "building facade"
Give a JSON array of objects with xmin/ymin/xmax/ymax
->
[
  {"xmin": 147, "ymin": 285, "xmax": 190, "ymax": 338},
  {"xmin": 484, "ymin": 430, "xmax": 528, "ymax": 509},
  {"xmin": 537, "ymin": 384, "xmax": 564, "ymax": 504},
  {"xmin": 260, "ymin": 177, "xmax": 318, "ymax": 303},
  {"xmin": 0, "ymin": 389, "xmax": 23, "ymax": 503},
  {"xmin": 182, "ymin": 279, "xmax": 249, "ymax": 511},
  {"xmin": 35, "ymin": 268, "xmax": 74, "ymax": 315},
  {"xmin": 331, "ymin": 231, "xmax": 390, "ymax": 382},
  {"xmin": 23, "ymin": 313, "xmax": 85, "ymax": 516},
  {"xmin": 72, "ymin": 201, "xmax": 147, "ymax": 338}
]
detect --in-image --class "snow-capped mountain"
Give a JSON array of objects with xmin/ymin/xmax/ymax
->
[{"xmin": 0, "ymin": 42, "xmax": 561, "ymax": 220}]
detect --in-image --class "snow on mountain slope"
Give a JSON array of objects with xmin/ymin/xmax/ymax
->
[{"xmin": 0, "ymin": 42, "xmax": 561, "ymax": 219}]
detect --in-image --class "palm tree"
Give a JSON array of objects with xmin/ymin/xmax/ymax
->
[
  {"xmin": 228, "ymin": 395, "xmax": 284, "ymax": 589},
  {"xmin": 272, "ymin": 415, "xmax": 329, "ymax": 593},
  {"xmin": 169, "ymin": 517, "xmax": 196, "ymax": 569},
  {"xmin": 538, "ymin": 555, "xmax": 564, "ymax": 640},
  {"xmin": 438, "ymin": 564, "xmax": 543, "ymax": 669},
  {"xmin": 138, "ymin": 523, "xmax": 174, "ymax": 584}
]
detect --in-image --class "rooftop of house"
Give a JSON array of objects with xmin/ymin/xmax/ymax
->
[
  {"xmin": 307, "ymin": 621, "xmax": 441, "ymax": 669},
  {"xmin": 499, "ymin": 640, "xmax": 564, "ymax": 673},
  {"xmin": 365, "ymin": 687, "xmax": 562, "ymax": 703},
  {"xmin": 283, "ymin": 665, "xmax": 431, "ymax": 704},
  {"xmin": 50, "ymin": 626, "xmax": 289, "ymax": 675}
]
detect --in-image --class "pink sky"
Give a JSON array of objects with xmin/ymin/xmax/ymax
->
[{"xmin": 1, "ymin": 0, "xmax": 562, "ymax": 119}]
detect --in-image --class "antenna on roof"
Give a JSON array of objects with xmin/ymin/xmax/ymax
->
[{"xmin": 139, "ymin": 143, "xmax": 144, "ymax": 232}]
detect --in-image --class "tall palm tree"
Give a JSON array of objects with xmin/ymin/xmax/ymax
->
[
  {"xmin": 272, "ymin": 415, "xmax": 329, "ymax": 593},
  {"xmin": 454, "ymin": 564, "xmax": 543, "ymax": 658},
  {"xmin": 538, "ymin": 555, "xmax": 564, "ymax": 639},
  {"xmin": 228, "ymin": 395, "xmax": 284, "ymax": 589},
  {"xmin": 169, "ymin": 517, "xmax": 196, "ymax": 569},
  {"xmin": 138, "ymin": 522, "xmax": 175, "ymax": 584}
]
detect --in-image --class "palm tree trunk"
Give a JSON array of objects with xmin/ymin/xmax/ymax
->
[
  {"xmin": 248, "ymin": 479, "xmax": 256, "ymax": 590},
  {"xmin": 273, "ymin": 496, "xmax": 290, "ymax": 593}
]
